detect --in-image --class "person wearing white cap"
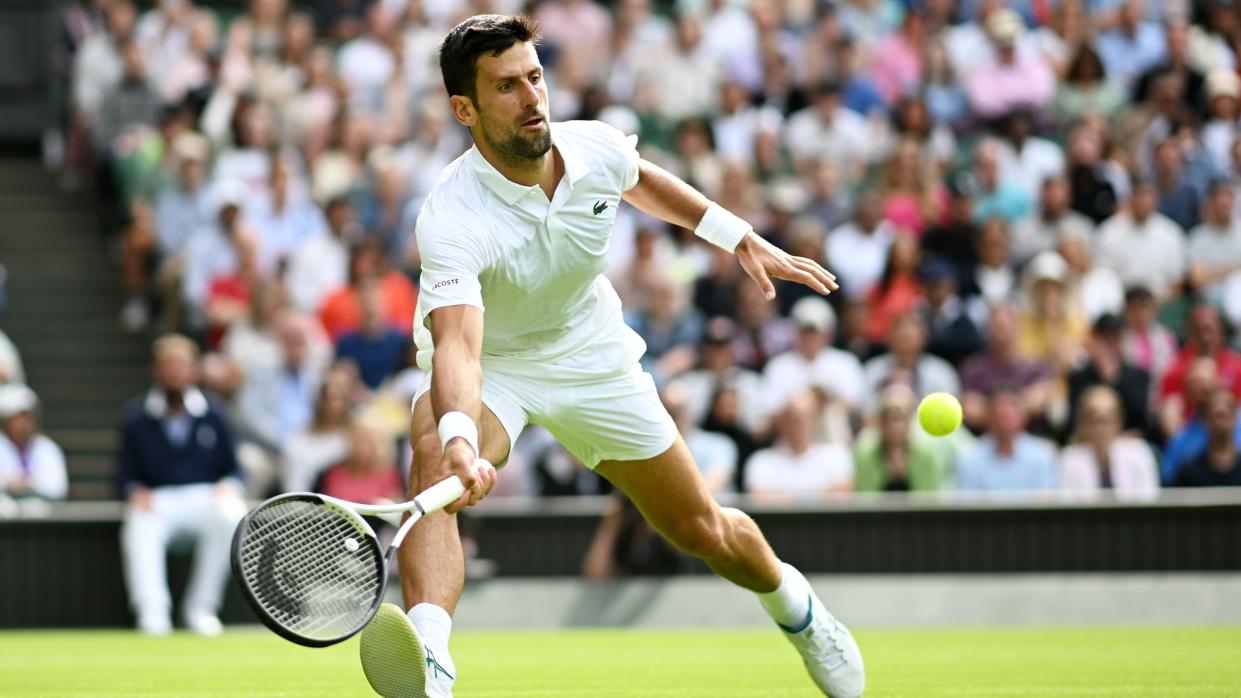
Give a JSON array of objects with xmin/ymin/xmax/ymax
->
[
  {"xmin": 0, "ymin": 385, "xmax": 68, "ymax": 501},
  {"xmin": 762, "ymin": 297, "xmax": 865, "ymax": 421},
  {"xmin": 1016, "ymin": 250, "xmax": 1088, "ymax": 373},
  {"xmin": 1201, "ymin": 69, "xmax": 1240, "ymax": 173}
]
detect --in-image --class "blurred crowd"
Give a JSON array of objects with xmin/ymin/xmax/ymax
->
[{"xmin": 11, "ymin": 0, "xmax": 1241, "ymax": 517}]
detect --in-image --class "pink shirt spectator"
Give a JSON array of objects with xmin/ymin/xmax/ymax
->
[
  {"xmin": 1060, "ymin": 437, "xmax": 1160, "ymax": 500},
  {"xmin": 881, "ymin": 188, "xmax": 947, "ymax": 238},
  {"xmin": 535, "ymin": 0, "xmax": 613, "ymax": 51},
  {"xmin": 965, "ymin": 55, "xmax": 1055, "ymax": 120},
  {"xmin": 870, "ymin": 34, "xmax": 922, "ymax": 104}
]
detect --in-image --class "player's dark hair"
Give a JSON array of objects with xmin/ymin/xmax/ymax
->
[{"xmin": 438, "ymin": 14, "xmax": 540, "ymax": 100}]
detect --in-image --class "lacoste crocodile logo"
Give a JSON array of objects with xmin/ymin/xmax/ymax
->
[{"xmin": 593, "ymin": 200, "xmax": 609, "ymax": 215}]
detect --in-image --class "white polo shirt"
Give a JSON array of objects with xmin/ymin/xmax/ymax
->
[{"xmin": 413, "ymin": 121, "xmax": 647, "ymax": 375}]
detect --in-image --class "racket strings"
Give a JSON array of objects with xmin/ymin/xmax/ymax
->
[{"xmin": 237, "ymin": 499, "xmax": 383, "ymax": 641}]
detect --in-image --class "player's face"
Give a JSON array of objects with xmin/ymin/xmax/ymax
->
[{"xmin": 469, "ymin": 42, "xmax": 551, "ymax": 161}]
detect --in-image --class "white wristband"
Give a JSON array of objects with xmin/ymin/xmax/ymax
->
[
  {"xmin": 437, "ymin": 411, "xmax": 479, "ymax": 457},
  {"xmin": 694, "ymin": 202, "xmax": 752, "ymax": 252}
]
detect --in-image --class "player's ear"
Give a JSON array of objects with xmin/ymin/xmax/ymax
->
[{"xmin": 449, "ymin": 95, "xmax": 477, "ymax": 128}]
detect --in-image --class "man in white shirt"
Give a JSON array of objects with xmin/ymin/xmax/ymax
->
[
  {"xmin": 1188, "ymin": 181, "xmax": 1241, "ymax": 307},
  {"xmin": 1010, "ymin": 175, "xmax": 1094, "ymax": 267},
  {"xmin": 285, "ymin": 197, "xmax": 357, "ymax": 313},
  {"xmin": 784, "ymin": 82, "xmax": 872, "ymax": 180},
  {"xmin": 764, "ymin": 297, "xmax": 866, "ymax": 417},
  {"xmin": 359, "ymin": 16, "xmax": 863, "ymax": 698},
  {"xmin": 825, "ymin": 192, "xmax": 894, "ymax": 298},
  {"xmin": 746, "ymin": 392, "xmax": 854, "ymax": 500},
  {"xmin": 1096, "ymin": 180, "xmax": 1187, "ymax": 299}
]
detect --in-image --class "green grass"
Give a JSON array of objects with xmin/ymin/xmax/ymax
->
[{"xmin": 1, "ymin": 627, "xmax": 1239, "ymax": 697}]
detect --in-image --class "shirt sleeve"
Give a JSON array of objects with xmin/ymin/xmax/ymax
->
[
  {"xmin": 416, "ymin": 212, "xmax": 487, "ymax": 316},
  {"xmin": 576, "ymin": 121, "xmax": 640, "ymax": 192}
]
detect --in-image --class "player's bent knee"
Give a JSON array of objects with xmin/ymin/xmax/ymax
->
[{"xmin": 664, "ymin": 512, "xmax": 732, "ymax": 561}]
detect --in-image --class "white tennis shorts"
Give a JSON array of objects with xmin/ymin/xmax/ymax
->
[{"xmin": 415, "ymin": 340, "xmax": 677, "ymax": 469}]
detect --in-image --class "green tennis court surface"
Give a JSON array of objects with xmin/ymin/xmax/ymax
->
[{"xmin": 2, "ymin": 627, "xmax": 1238, "ymax": 696}]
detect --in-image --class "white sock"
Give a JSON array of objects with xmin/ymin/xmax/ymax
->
[
  {"xmin": 409, "ymin": 603, "xmax": 456, "ymax": 673},
  {"xmin": 757, "ymin": 562, "xmax": 813, "ymax": 631}
]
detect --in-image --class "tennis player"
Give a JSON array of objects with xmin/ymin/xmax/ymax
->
[{"xmin": 359, "ymin": 14, "xmax": 864, "ymax": 698}]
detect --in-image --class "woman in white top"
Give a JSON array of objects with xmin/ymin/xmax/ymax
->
[
  {"xmin": 280, "ymin": 368, "xmax": 356, "ymax": 493},
  {"xmin": 1060, "ymin": 385, "xmax": 1159, "ymax": 500}
]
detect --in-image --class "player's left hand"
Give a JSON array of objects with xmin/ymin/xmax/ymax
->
[{"xmin": 735, "ymin": 231, "xmax": 838, "ymax": 300}]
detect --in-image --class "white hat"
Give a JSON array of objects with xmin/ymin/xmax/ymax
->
[
  {"xmin": 987, "ymin": 9, "xmax": 1025, "ymax": 45},
  {"xmin": 1207, "ymin": 69, "xmax": 1240, "ymax": 100},
  {"xmin": 0, "ymin": 384, "xmax": 37, "ymax": 419},
  {"xmin": 790, "ymin": 296, "xmax": 836, "ymax": 333},
  {"xmin": 1025, "ymin": 250, "xmax": 1069, "ymax": 285}
]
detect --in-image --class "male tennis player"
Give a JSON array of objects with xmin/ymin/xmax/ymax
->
[{"xmin": 359, "ymin": 14, "xmax": 864, "ymax": 698}]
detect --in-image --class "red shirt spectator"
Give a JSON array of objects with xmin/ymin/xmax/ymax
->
[
  {"xmin": 318, "ymin": 238, "xmax": 416, "ymax": 341},
  {"xmin": 1159, "ymin": 304, "xmax": 1241, "ymax": 403}
]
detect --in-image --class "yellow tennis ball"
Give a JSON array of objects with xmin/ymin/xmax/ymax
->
[{"xmin": 917, "ymin": 392, "xmax": 962, "ymax": 437}]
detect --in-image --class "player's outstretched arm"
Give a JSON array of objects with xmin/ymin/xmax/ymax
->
[
  {"xmin": 427, "ymin": 304, "xmax": 497, "ymax": 513},
  {"xmin": 621, "ymin": 159, "xmax": 837, "ymax": 300}
]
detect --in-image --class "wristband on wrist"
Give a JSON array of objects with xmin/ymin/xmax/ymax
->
[
  {"xmin": 694, "ymin": 202, "xmax": 752, "ymax": 253},
  {"xmin": 437, "ymin": 411, "xmax": 479, "ymax": 457}
]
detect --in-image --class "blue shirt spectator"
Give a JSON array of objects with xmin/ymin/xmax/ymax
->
[
  {"xmin": 956, "ymin": 391, "xmax": 1059, "ymax": 492},
  {"xmin": 337, "ymin": 329, "xmax": 408, "ymax": 390},
  {"xmin": 1161, "ymin": 413, "xmax": 1241, "ymax": 483},
  {"xmin": 1095, "ymin": 11, "xmax": 1166, "ymax": 87}
]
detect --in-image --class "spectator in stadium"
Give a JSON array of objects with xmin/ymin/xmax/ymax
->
[
  {"xmin": 1120, "ymin": 286, "xmax": 1179, "ymax": 382},
  {"xmin": 922, "ymin": 177, "xmax": 980, "ymax": 281},
  {"xmin": 679, "ymin": 317, "xmax": 766, "ymax": 438},
  {"xmin": 1096, "ymin": 179, "xmax": 1187, "ymax": 299},
  {"xmin": 1053, "ymin": 45, "xmax": 1128, "ymax": 125},
  {"xmin": 763, "ymin": 297, "xmax": 865, "ymax": 418},
  {"xmin": 825, "ymin": 191, "xmax": 894, "ymax": 298},
  {"xmin": 143, "ymin": 133, "xmax": 215, "ymax": 329},
  {"xmin": 1010, "ymin": 175, "xmax": 1094, "ymax": 268},
  {"xmin": 1067, "ymin": 314, "xmax": 1154, "ymax": 439},
  {"xmin": 868, "ymin": 9, "xmax": 926, "ymax": 105},
  {"xmin": 1132, "ymin": 17, "xmax": 1204, "ymax": 112},
  {"xmin": 731, "ymin": 279, "xmax": 794, "ymax": 371},
  {"xmin": 663, "ymin": 380, "xmax": 736, "ymax": 495},
  {"xmin": 964, "ymin": 9, "xmax": 1055, "ymax": 121},
  {"xmin": 865, "ymin": 235, "xmax": 923, "ymax": 343},
  {"xmin": 0, "ymin": 385, "xmax": 67, "ymax": 501},
  {"xmin": 1016, "ymin": 251, "xmax": 1088, "ymax": 375},
  {"xmin": 92, "ymin": 36, "xmax": 161, "ymax": 159},
  {"xmin": 628, "ymin": 274, "xmax": 702, "ymax": 385},
  {"xmin": 1174, "ymin": 387, "xmax": 1241, "ymax": 486},
  {"xmin": 1057, "ymin": 227, "xmax": 1125, "ymax": 323},
  {"xmin": 246, "ymin": 156, "xmax": 328, "ymax": 273},
  {"xmin": 957, "ymin": 390, "xmax": 1060, "ymax": 493},
  {"xmin": 1201, "ymin": 71, "xmax": 1240, "ymax": 172},
  {"xmin": 291, "ymin": 193, "xmax": 362, "ymax": 310},
  {"xmin": 1065, "ymin": 122, "xmax": 1119, "ymax": 224},
  {"xmin": 784, "ymin": 80, "xmax": 871, "ymax": 180},
  {"xmin": 746, "ymin": 392, "xmax": 854, "ymax": 501},
  {"xmin": 1159, "ymin": 302, "xmax": 1241, "ymax": 421},
  {"xmin": 1188, "ymin": 181, "xmax": 1241, "ymax": 308},
  {"xmin": 203, "ymin": 224, "xmax": 262, "ymax": 349},
  {"xmin": 1151, "ymin": 137, "xmax": 1202, "ymax": 232},
  {"xmin": 117, "ymin": 334, "xmax": 244, "ymax": 636},
  {"xmin": 916, "ymin": 257, "xmax": 986, "ymax": 366},
  {"xmin": 220, "ymin": 280, "xmax": 289, "ymax": 378},
  {"xmin": 994, "ymin": 110, "xmax": 1065, "ymax": 208},
  {"xmin": 971, "ymin": 140, "xmax": 1032, "ymax": 225},
  {"xmin": 318, "ymin": 237, "xmax": 416, "ymax": 342},
  {"xmin": 335, "ymin": 283, "xmax": 410, "ymax": 390},
  {"xmin": 962, "ymin": 217, "xmax": 1017, "ymax": 307},
  {"xmin": 960, "ymin": 303, "xmax": 1054, "ymax": 431},
  {"xmin": 1060, "ymin": 385, "xmax": 1159, "ymax": 499},
  {"xmin": 640, "ymin": 14, "xmax": 719, "ymax": 127},
  {"xmin": 283, "ymin": 368, "xmax": 355, "ymax": 493},
  {"xmin": 71, "ymin": 0, "xmax": 134, "ymax": 136},
  {"xmin": 853, "ymin": 384, "xmax": 950, "ymax": 492},
  {"xmin": 234, "ymin": 312, "xmax": 323, "ymax": 496},
  {"xmin": 875, "ymin": 136, "xmax": 946, "ymax": 238},
  {"xmin": 180, "ymin": 199, "xmax": 246, "ymax": 332},
  {"xmin": 315, "ymin": 415, "xmax": 402, "ymax": 503},
  {"xmin": 864, "ymin": 311, "xmax": 962, "ymax": 412},
  {"xmin": 1095, "ymin": 0, "xmax": 1167, "ymax": 88}
]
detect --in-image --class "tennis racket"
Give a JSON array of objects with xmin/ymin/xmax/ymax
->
[{"xmin": 230, "ymin": 468, "xmax": 475, "ymax": 647}]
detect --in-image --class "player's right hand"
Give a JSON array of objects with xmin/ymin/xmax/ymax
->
[{"xmin": 442, "ymin": 440, "xmax": 497, "ymax": 514}]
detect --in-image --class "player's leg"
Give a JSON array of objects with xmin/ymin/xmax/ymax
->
[
  {"xmin": 596, "ymin": 441, "xmax": 864, "ymax": 698},
  {"xmin": 362, "ymin": 391, "xmax": 513, "ymax": 698}
]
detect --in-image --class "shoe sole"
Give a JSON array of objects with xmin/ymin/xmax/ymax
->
[{"xmin": 360, "ymin": 603, "xmax": 428, "ymax": 698}]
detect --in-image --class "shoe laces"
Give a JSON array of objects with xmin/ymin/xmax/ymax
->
[{"xmin": 803, "ymin": 617, "xmax": 848, "ymax": 671}]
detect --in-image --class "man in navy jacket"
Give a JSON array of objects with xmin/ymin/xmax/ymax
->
[{"xmin": 117, "ymin": 334, "xmax": 245, "ymax": 636}]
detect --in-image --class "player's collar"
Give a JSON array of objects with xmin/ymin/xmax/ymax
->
[{"xmin": 467, "ymin": 123, "xmax": 586, "ymax": 205}]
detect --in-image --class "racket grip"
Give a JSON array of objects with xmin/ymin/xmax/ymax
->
[{"xmin": 413, "ymin": 474, "xmax": 468, "ymax": 514}]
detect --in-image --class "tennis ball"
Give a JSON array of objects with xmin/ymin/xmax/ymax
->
[{"xmin": 917, "ymin": 392, "xmax": 962, "ymax": 437}]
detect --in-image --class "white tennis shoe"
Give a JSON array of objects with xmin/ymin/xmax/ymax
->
[
  {"xmin": 360, "ymin": 603, "xmax": 455, "ymax": 698},
  {"xmin": 781, "ymin": 592, "xmax": 865, "ymax": 697}
]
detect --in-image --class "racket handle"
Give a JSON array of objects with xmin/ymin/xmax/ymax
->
[{"xmin": 413, "ymin": 473, "xmax": 468, "ymax": 514}]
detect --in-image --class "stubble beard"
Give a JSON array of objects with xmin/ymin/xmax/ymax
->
[{"xmin": 482, "ymin": 112, "xmax": 552, "ymax": 164}]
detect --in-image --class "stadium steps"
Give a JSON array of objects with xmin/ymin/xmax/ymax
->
[{"xmin": 0, "ymin": 158, "xmax": 149, "ymax": 500}]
